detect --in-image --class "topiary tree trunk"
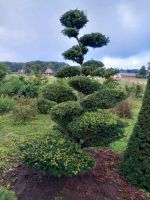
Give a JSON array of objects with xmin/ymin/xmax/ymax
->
[{"xmin": 120, "ymin": 77, "xmax": 150, "ymax": 192}]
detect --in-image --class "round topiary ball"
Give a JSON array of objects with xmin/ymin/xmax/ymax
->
[
  {"xmin": 51, "ymin": 101, "xmax": 84, "ymax": 127},
  {"xmin": 19, "ymin": 131, "xmax": 95, "ymax": 177},
  {"xmin": 68, "ymin": 76, "xmax": 101, "ymax": 95},
  {"xmin": 67, "ymin": 111, "xmax": 124, "ymax": 147},
  {"xmin": 55, "ymin": 66, "xmax": 80, "ymax": 78},
  {"xmin": 37, "ymin": 99, "xmax": 57, "ymax": 114},
  {"xmin": 81, "ymin": 89, "xmax": 126, "ymax": 111},
  {"xmin": 42, "ymin": 83, "xmax": 77, "ymax": 103}
]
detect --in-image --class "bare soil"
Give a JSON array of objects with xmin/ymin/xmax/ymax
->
[{"xmin": 2, "ymin": 149, "xmax": 149, "ymax": 200}]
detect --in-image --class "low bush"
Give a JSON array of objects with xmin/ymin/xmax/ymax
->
[
  {"xmin": 19, "ymin": 84, "xmax": 39, "ymax": 98},
  {"xmin": 0, "ymin": 187, "xmax": 17, "ymax": 200},
  {"xmin": 103, "ymin": 78, "xmax": 119, "ymax": 89},
  {"xmin": 12, "ymin": 103, "xmax": 37, "ymax": 125},
  {"xmin": 55, "ymin": 66, "xmax": 80, "ymax": 78},
  {"xmin": 111, "ymin": 100, "xmax": 133, "ymax": 119},
  {"xmin": 37, "ymin": 99, "xmax": 57, "ymax": 114},
  {"xmin": 0, "ymin": 96, "xmax": 16, "ymax": 114},
  {"xmin": 19, "ymin": 131, "xmax": 95, "ymax": 177},
  {"xmin": 42, "ymin": 83, "xmax": 77, "ymax": 103},
  {"xmin": 81, "ymin": 89, "xmax": 126, "ymax": 111},
  {"xmin": 51, "ymin": 101, "xmax": 84, "ymax": 127},
  {"xmin": 69, "ymin": 76, "xmax": 101, "ymax": 95},
  {"xmin": 67, "ymin": 111, "xmax": 124, "ymax": 147},
  {"xmin": 0, "ymin": 76, "xmax": 25, "ymax": 96}
]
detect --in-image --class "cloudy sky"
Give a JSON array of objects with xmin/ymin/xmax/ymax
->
[{"xmin": 0, "ymin": 0, "xmax": 150, "ymax": 68}]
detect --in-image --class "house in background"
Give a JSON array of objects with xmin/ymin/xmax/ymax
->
[{"xmin": 44, "ymin": 68, "xmax": 53, "ymax": 76}]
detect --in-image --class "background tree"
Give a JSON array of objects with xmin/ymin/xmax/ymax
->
[
  {"xmin": 139, "ymin": 66, "xmax": 147, "ymax": 77},
  {"xmin": 120, "ymin": 77, "xmax": 150, "ymax": 192}
]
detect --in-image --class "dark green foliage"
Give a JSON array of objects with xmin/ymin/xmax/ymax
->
[
  {"xmin": 103, "ymin": 78, "xmax": 119, "ymax": 89},
  {"xmin": 135, "ymin": 84, "xmax": 144, "ymax": 97},
  {"xmin": 67, "ymin": 111, "xmax": 124, "ymax": 147},
  {"xmin": 103, "ymin": 68, "xmax": 119, "ymax": 79},
  {"xmin": 42, "ymin": 83, "xmax": 77, "ymax": 103},
  {"xmin": 19, "ymin": 84, "xmax": 39, "ymax": 98},
  {"xmin": 81, "ymin": 89, "xmax": 126, "ymax": 111},
  {"xmin": 91, "ymin": 67, "xmax": 105, "ymax": 77},
  {"xmin": 69, "ymin": 76, "xmax": 101, "ymax": 95},
  {"xmin": 80, "ymin": 33, "xmax": 109, "ymax": 48},
  {"xmin": 0, "ymin": 96, "xmax": 16, "ymax": 114},
  {"xmin": 51, "ymin": 101, "xmax": 84, "ymax": 127},
  {"xmin": 37, "ymin": 99, "xmax": 57, "ymax": 114},
  {"xmin": 19, "ymin": 131, "xmax": 95, "ymax": 177},
  {"xmin": 81, "ymin": 60, "xmax": 104, "ymax": 76},
  {"xmin": 62, "ymin": 28, "xmax": 79, "ymax": 38},
  {"xmin": 60, "ymin": 9, "xmax": 88, "ymax": 29},
  {"xmin": 83, "ymin": 60, "xmax": 104, "ymax": 68},
  {"xmin": 120, "ymin": 78, "xmax": 150, "ymax": 191},
  {"xmin": 0, "ymin": 63, "xmax": 7, "ymax": 80},
  {"xmin": 63, "ymin": 45, "xmax": 88, "ymax": 64},
  {"xmin": 55, "ymin": 66, "xmax": 80, "ymax": 78},
  {"xmin": 0, "ymin": 76, "xmax": 25, "ymax": 96},
  {"xmin": 139, "ymin": 66, "xmax": 147, "ymax": 76},
  {"xmin": 0, "ymin": 187, "xmax": 17, "ymax": 200}
]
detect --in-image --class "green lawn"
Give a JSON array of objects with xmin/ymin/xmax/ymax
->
[{"xmin": 0, "ymin": 114, "xmax": 54, "ymax": 173}]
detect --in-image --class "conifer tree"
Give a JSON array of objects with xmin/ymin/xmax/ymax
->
[{"xmin": 121, "ymin": 77, "xmax": 150, "ymax": 192}]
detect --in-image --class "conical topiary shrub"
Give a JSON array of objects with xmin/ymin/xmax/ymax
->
[{"xmin": 120, "ymin": 77, "xmax": 150, "ymax": 192}]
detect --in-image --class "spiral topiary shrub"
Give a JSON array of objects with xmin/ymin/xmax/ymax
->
[
  {"xmin": 51, "ymin": 101, "xmax": 84, "ymax": 127},
  {"xmin": 42, "ymin": 83, "xmax": 77, "ymax": 103},
  {"xmin": 19, "ymin": 131, "xmax": 95, "ymax": 177},
  {"xmin": 37, "ymin": 99, "xmax": 57, "ymax": 114},
  {"xmin": 69, "ymin": 76, "xmax": 101, "ymax": 95},
  {"xmin": 81, "ymin": 89, "xmax": 126, "ymax": 111},
  {"xmin": 55, "ymin": 66, "xmax": 80, "ymax": 78},
  {"xmin": 0, "ymin": 187, "xmax": 17, "ymax": 200},
  {"xmin": 67, "ymin": 111, "xmax": 124, "ymax": 147},
  {"xmin": 120, "ymin": 77, "xmax": 150, "ymax": 192}
]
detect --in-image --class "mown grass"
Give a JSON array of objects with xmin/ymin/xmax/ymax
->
[{"xmin": 0, "ymin": 114, "xmax": 54, "ymax": 173}]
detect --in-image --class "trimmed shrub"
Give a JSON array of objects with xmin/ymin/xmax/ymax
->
[
  {"xmin": 0, "ymin": 96, "xmax": 16, "ymax": 114},
  {"xmin": 42, "ymin": 83, "xmax": 77, "ymax": 103},
  {"xmin": 0, "ymin": 76, "xmax": 25, "ymax": 96},
  {"xmin": 37, "ymin": 99, "xmax": 57, "ymax": 114},
  {"xmin": 103, "ymin": 78, "xmax": 119, "ymax": 89},
  {"xmin": 19, "ymin": 84, "xmax": 39, "ymax": 98},
  {"xmin": 0, "ymin": 187, "xmax": 17, "ymax": 200},
  {"xmin": 12, "ymin": 104, "xmax": 37, "ymax": 125},
  {"xmin": 55, "ymin": 66, "xmax": 80, "ymax": 78},
  {"xmin": 19, "ymin": 131, "xmax": 95, "ymax": 177},
  {"xmin": 112, "ymin": 100, "xmax": 133, "ymax": 119},
  {"xmin": 51, "ymin": 101, "xmax": 84, "ymax": 127},
  {"xmin": 120, "ymin": 78, "xmax": 150, "ymax": 192},
  {"xmin": 69, "ymin": 76, "xmax": 101, "ymax": 95},
  {"xmin": 81, "ymin": 89, "xmax": 126, "ymax": 111},
  {"xmin": 67, "ymin": 111, "xmax": 124, "ymax": 147},
  {"xmin": 81, "ymin": 60, "xmax": 104, "ymax": 76}
]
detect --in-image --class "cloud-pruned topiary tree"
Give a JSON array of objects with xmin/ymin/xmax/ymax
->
[
  {"xmin": 120, "ymin": 77, "xmax": 150, "ymax": 192},
  {"xmin": 60, "ymin": 9, "xmax": 109, "ymax": 71}
]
